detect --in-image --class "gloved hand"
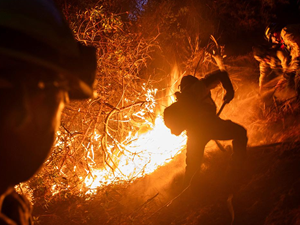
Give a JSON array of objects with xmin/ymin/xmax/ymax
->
[
  {"xmin": 223, "ymin": 90, "xmax": 234, "ymax": 103},
  {"xmin": 174, "ymin": 91, "xmax": 182, "ymax": 101}
]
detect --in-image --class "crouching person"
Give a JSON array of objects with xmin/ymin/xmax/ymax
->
[
  {"xmin": 0, "ymin": 0, "xmax": 97, "ymax": 224},
  {"xmin": 164, "ymin": 70, "xmax": 248, "ymax": 186}
]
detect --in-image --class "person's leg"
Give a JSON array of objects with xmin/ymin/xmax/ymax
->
[
  {"xmin": 184, "ymin": 133, "xmax": 207, "ymax": 187},
  {"xmin": 209, "ymin": 117, "xmax": 248, "ymax": 165},
  {"xmin": 209, "ymin": 118, "xmax": 248, "ymax": 196}
]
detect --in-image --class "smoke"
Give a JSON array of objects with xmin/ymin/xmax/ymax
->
[
  {"xmin": 118, "ymin": 150, "xmax": 186, "ymax": 211},
  {"xmin": 215, "ymin": 53, "xmax": 299, "ymax": 146}
]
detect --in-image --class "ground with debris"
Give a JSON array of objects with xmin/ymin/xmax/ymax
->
[
  {"xmin": 149, "ymin": 141, "xmax": 300, "ymax": 225},
  {"xmin": 32, "ymin": 140, "xmax": 300, "ymax": 225}
]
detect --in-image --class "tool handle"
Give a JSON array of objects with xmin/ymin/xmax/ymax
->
[{"xmin": 216, "ymin": 101, "xmax": 227, "ymax": 116}]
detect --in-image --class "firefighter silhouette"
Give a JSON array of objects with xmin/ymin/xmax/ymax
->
[{"xmin": 164, "ymin": 70, "xmax": 248, "ymax": 185}]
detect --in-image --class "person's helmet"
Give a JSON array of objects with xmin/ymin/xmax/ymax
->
[
  {"xmin": 0, "ymin": 0, "xmax": 96, "ymax": 99},
  {"xmin": 264, "ymin": 23, "xmax": 283, "ymax": 43},
  {"xmin": 179, "ymin": 75, "xmax": 198, "ymax": 92}
]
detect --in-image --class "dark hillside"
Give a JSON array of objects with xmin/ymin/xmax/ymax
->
[
  {"xmin": 149, "ymin": 142, "xmax": 300, "ymax": 225},
  {"xmin": 32, "ymin": 139, "xmax": 300, "ymax": 225}
]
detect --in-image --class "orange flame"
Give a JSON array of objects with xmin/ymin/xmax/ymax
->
[
  {"xmin": 84, "ymin": 116, "xmax": 186, "ymax": 191},
  {"xmin": 82, "ymin": 66, "xmax": 186, "ymax": 193}
]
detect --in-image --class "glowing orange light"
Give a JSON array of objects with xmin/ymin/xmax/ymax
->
[
  {"xmin": 82, "ymin": 66, "xmax": 186, "ymax": 193},
  {"xmin": 84, "ymin": 116, "xmax": 186, "ymax": 191}
]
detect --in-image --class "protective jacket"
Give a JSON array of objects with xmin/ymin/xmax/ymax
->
[
  {"xmin": 281, "ymin": 24, "xmax": 300, "ymax": 72},
  {"xmin": 253, "ymin": 46, "xmax": 290, "ymax": 89},
  {"xmin": 164, "ymin": 70, "xmax": 234, "ymax": 135}
]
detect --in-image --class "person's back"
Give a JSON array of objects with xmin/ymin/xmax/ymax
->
[
  {"xmin": 281, "ymin": 24, "xmax": 300, "ymax": 72},
  {"xmin": 176, "ymin": 76, "xmax": 217, "ymax": 129}
]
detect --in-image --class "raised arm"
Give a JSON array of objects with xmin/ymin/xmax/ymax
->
[{"xmin": 202, "ymin": 70, "xmax": 234, "ymax": 103}]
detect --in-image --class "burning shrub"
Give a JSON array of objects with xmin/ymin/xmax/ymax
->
[{"xmin": 17, "ymin": 3, "xmax": 189, "ymax": 209}]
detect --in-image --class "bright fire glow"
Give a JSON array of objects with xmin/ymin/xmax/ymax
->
[
  {"xmin": 82, "ymin": 65, "xmax": 186, "ymax": 192},
  {"xmin": 41, "ymin": 65, "xmax": 187, "ymax": 196},
  {"xmin": 84, "ymin": 116, "xmax": 186, "ymax": 191}
]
